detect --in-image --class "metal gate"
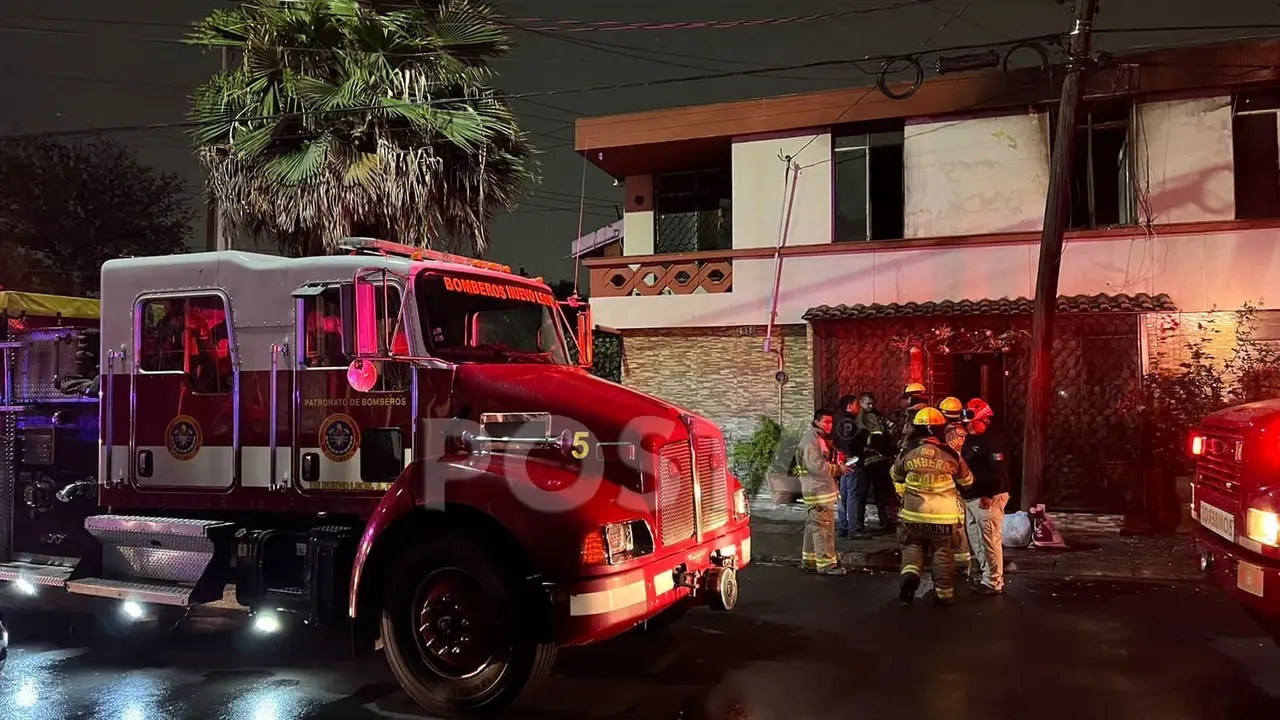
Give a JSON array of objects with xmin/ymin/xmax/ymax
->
[{"xmin": 814, "ymin": 312, "xmax": 1143, "ymax": 514}]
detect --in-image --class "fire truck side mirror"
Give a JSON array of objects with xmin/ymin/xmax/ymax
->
[{"xmin": 340, "ymin": 281, "xmax": 383, "ymax": 358}]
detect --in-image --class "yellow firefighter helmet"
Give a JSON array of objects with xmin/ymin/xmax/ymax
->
[
  {"xmin": 902, "ymin": 382, "xmax": 926, "ymax": 397},
  {"xmin": 912, "ymin": 407, "xmax": 947, "ymax": 427},
  {"xmin": 938, "ymin": 396, "xmax": 964, "ymax": 419}
]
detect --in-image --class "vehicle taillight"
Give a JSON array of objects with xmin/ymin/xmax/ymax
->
[{"xmin": 1190, "ymin": 433, "xmax": 1205, "ymax": 457}]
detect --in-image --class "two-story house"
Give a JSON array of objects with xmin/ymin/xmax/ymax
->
[{"xmin": 574, "ymin": 38, "xmax": 1280, "ymax": 515}]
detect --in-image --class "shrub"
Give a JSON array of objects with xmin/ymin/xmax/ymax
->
[{"xmin": 729, "ymin": 416, "xmax": 805, "ymax": 497}]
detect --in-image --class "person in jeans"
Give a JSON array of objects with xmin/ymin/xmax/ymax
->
[
  {"xmin": 851, "ymin": 392, "xmax": 894, "ymax": 536},
  {"xmin": 960, "ymin": 397, "xmax": 1012, "ymax": 594},
  {"xmin": 832, "ymin": 394, "xmax": 860, "ymax": 537}
]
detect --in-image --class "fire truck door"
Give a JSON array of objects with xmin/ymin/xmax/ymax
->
[
  {"xmin": 130, "ymin": 293, "xmax": 238, "ymax": 490},
  {"xmin": 292, "ymin": 284, "xmax": 413, "ymax": 493}
]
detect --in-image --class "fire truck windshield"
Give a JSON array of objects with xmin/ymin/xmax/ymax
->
[{"xmin": 416, "ymin": 271, "xmax": 570, "ymax": 365}]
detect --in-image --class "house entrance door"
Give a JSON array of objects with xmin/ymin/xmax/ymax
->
[{"xmin": 951, "ymin": 353, "xmax": 1005, "ymax": 415}]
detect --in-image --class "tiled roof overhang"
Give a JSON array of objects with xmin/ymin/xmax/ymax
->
[{"xmin": 802, "ymin": 293, "xmax": 1177, "ymax": 322}]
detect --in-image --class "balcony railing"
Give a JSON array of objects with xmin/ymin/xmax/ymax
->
[{"xmin": 585, "ymin": 250, "xmax": 734, "ymax": 297}]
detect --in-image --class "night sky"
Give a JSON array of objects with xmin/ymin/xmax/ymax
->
[{"xmin": 2, "ymin": 0, "xmax": 1277, "ymax": 284}]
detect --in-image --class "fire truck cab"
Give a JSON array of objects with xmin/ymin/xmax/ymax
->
[
  {"xmin": 1191, "ymin": 400, "xmax": 1280, "ymax": 617},
  {"xmin": 0, "ymin": 239, "xmax": 752, "ymax": 713}
]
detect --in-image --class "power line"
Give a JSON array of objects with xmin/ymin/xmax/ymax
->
[
  {"xmin": 790, "ymin": 0, "xmax": 986, "ymax": 160},
  {"xmin": 0, "ymin": 3, "xmax": 937, "ymax": 33},
  {"xmin": 0, "ymin": 29, "xmax": 1072, "ymax": 144},
  {"xmin": 0, "ymin": 56, "xmax": 892, "ymax": 142},
  {"xmin": 514, "ymin": 23, "xmax": 865, "ymax": 81},
  {"xmin": 0, "ymin": 3, "xmax": 929, "ymax": 41},
  {"xmin": 501, "ymin": 1, "xmax": 935, "ymax": 33}
]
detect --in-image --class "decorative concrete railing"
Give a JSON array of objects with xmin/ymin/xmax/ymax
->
[
  {"xmin": 582, "ymin": 217, "xmax": 1280, "ymax": 299},
  {"xmin": 585, "ymin": 250, "xmax": 733, "ymax": 297}
]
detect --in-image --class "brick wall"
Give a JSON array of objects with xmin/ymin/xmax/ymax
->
[
  {"xmin": 1143, "ymin": 312, "xmax": 1239, "ymax": 375},
  {"xmin": 620, "ymin": 324, "xmax": 814, "ymax": 442}
]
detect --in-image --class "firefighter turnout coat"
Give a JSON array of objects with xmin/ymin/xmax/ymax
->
[{"xmin": 890, "ymin": 438, "xmax": 975, "ymax": 525}]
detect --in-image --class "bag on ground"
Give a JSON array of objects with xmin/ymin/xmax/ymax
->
[{"xmin": 1003, "ymin": 510, "xmax": 1033, "ymax": 548}]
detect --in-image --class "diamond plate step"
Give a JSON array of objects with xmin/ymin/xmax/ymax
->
[
  {"xmin": 85, "ymin": 515, "xmax": 234, "ymax": 538},
  {"xmin": 0, "ymin": 562, "xmax": 74, "ymax": 588},
  {"xmin": 65, "ymin": 578, "xmax": 199, "ymax": 606}
]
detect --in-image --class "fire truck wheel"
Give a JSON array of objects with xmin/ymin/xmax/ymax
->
[{"xmin": 380, "ymin": 536, "xmax": 556, "ymax": 713}]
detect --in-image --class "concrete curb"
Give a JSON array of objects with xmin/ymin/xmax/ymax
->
[{"xmin": 750, "ymin": 550, "xmax": 1206, "ymax": 584}]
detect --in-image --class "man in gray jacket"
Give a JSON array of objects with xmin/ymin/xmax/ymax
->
[{"xmin": 798, "ymin": 408, "xmax": 849, "ymax": 576}]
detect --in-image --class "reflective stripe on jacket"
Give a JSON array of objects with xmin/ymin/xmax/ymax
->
[
  {"xmin": 890, "ymin": 437, "xmax": 974, "ymax": 524},
  {"xmin": 797, "ymin": 427, "xmax": 840, "ymax": 506}
]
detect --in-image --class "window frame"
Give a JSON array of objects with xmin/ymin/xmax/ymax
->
[
  {"xmin": 415, "ymin": 270, "xmax": 572, "ymax": 366},
  {"xmin": 651, "ymin": 167, "xmax": 733, "ymax": 254},
  {"xmin": 1051, "ymin": 102, "xmax": 1139, "ymax": 230},
  {"xmin": 133, "ymin": 289, "xmax": 237, "ymax": 395},
  {"xmin": 831, "ymin": 123, "xmax": 905, "ymax": 243},
  {"xmin": 1231, "ymin": 88, "xmax": 1280, "ymax": 220},
  {"xmin": 293, "ymin": 279, "xmax": 410, "ymax": 386}
]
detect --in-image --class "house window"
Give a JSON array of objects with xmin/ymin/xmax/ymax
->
[
  {"xmin": 1055, "ymin": 102, "xmax": 1137, "ymax": 229},
  {"xmin": 1233, "ymin": 89, "xmax": 1280, "ymax": 220},
  {"xmin": 136, "ymin": 294, "xmax": 234, "ymax": 394},
  {"xmin": 653, "ymin": 168, "xmax": 732, "ymax": 254},
  {"xmin": 833, "ymin": 125, "xmax": 904, "ymax": 242}
]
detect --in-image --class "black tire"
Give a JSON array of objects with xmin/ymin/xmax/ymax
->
[{"xmin": 380, "ymin": 534, "xmax": 557, "ymax": 714}]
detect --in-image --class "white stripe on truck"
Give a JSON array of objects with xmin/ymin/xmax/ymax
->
[{"xmin": 568, "ymin": 580, "xmax": 647, "ymax": 616}]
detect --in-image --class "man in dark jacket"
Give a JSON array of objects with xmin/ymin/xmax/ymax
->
[
  {"xmin": 832, "ymin": 394, "xmax": 860, "ymax": 537},
  {"xmin": 852, "ymin": 392, "xmax": 894, "ymax": 536},
  {"xmin": 960, "ymin": 398, "xmax": 1012, "ymax": 594}
]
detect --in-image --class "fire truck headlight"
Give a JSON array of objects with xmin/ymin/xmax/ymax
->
[
  {"xmin": 733, "ymin": 488, "xmax": 749, "ymax": 520},
  {"xmin": 13, "ymin": 578, "xmax": 36, "ymax": 596},
  {"xmin": 582, "ymin": 520, "xmax": 653, "ymax": 565},
  {"xmin": 1248, "ymin": 508, "xmax": 1280, "ymax": 547}
]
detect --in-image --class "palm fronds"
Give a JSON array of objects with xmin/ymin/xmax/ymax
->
[{"xmin": 187, "ymin": 0, "xmax": 536, "ymax": 256}]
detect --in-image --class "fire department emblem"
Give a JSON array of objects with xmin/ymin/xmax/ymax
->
[
  {"xmin": 165, "ymin": 415, "xmax": 202, "ymax": 461},
  {"xmin": 319, "ymin": 413, "xmax": 360, "ymax": 463}
]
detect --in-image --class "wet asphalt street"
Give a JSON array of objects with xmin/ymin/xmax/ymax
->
[{"xmin": 2, "ymin": 564, "xmax": 1280, "ymax": 719}]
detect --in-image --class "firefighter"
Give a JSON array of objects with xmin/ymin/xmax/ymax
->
[
  {"xmin": 891, "ymin": 383, "xmax": 931, "ymax": 452},
  {"xmin": 890, "ymin": 407, "xmax": 975, "ymax": 605},
  {"xmin": 938, "ymin": 396, "xmax": 972, "ymax": 577},
  {"xmin": 797, "ymin": 408, "xmax": 849, "ymax": 576},
  {"xmin": 938, "ymin": 396, "xmax": 967, "ymax": 451}
]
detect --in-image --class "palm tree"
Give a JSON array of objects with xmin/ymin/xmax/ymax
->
[{"xmin": 187, "ymin": 0, "xmax": 536, "ymax": 256}]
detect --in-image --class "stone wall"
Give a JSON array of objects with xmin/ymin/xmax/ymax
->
[{"xmin": 620, "ymin": 324, "xmax": 814, "ymax": 442}]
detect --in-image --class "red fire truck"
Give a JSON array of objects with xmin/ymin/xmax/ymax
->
[
  {"xmin": 0, "ymin": 239, "xmax": 751, "ymax": 713},
  {"xmin": 1190, "ymin": 400, "xmax": 1280, "ymax": 617}
]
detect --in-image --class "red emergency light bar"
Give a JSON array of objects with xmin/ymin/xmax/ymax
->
[{"xmin": 335, "ymin": 237, "xmax": 512, "ymax": 275}]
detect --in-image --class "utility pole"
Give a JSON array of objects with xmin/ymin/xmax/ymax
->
[
  {"xmin": 1020, "ymin": 0, "xmax": 1099, "ymax": 509},
  {"xmin": 205, "ymin": 47, "xmax": 230, "ymax": 252}
]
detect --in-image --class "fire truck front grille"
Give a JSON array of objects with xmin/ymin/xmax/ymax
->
[
  {"xmin": 696, "ymin": 436, "xmax": 729, "ymax": 533},
  {"xmin": 1197, "ymin": 431, "xmax": 1243, "ymax": 498},
  {"xmin": 657, "ymin": 441, "xmax": 695, "ymax": 546}
]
